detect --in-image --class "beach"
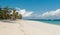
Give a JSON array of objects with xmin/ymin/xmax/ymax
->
[{"xmin": 0, "ymin": 20, "xmax": 60, "ymax": 35}]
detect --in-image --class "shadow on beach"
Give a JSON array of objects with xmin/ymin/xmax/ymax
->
[{"xmin": 0, "ymin": 19, "xmax": 16, "ymax": 23}]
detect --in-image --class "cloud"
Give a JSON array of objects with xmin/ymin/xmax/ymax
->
[
  {"xmin": 15, "ymin": 7, "xmax": 33, "ymax": 17},
  {"xmin": 11, "ymin": 7, "xmax": 60, "ymax": 19},
  {"xmin": 38, "ymin": 9, "xmax": 60, "ymax": 19}
]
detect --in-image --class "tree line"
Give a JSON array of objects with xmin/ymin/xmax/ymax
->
[{"xmin": 0, "ymin": 6, "xmax": 22, "ymax": 20}]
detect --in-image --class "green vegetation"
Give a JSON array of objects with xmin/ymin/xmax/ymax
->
[{"xmin": 0, "ymin": 6, "xmax": 22, "ymax": 20}]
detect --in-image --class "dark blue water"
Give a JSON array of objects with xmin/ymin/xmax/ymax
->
[{"xmin": 27, "ymin": 19, "xmax": 60, "ymax": 25}]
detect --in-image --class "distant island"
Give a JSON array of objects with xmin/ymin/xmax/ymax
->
[{"xmin": 0, "ymin": 6, "xmax": 22, "ymax": 20}]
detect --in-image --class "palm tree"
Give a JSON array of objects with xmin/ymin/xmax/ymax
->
[
  {"xmin": 0, "ymin": 7, "xmax": 4, "ymax": 19},
  {"xmin": 3, "ymin": 6, "xmax": 12, "ymax": 19},
  {"xmin": 18, "ymin": 14, "xmax": 22, "ymax": 19},
  {"xmin": 3, "ymin": 6, "xmax": 9, "ymax": 19},
  {"xmin": 15, "ymin": 12, "xmax": 19, "ymax": 19},
  {"xmin": 0, "ymin": 7, "xmax": 2, "ymax": 19},
  {"xmin": 12, "ymin": 8, "xmax": 16, "ymax": 20},
  {"xmin": 0, "ymin": 6, "xmax": 22, "ymax": 20}
]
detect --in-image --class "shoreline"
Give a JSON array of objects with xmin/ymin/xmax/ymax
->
[{"xmin": 0, "ymin": 19, "xmax": 60, "ymax": 35}]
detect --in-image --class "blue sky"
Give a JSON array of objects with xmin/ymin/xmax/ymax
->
[{"xmin": 0, "ymin": 0, "xmax": 60, "ymax": 19}]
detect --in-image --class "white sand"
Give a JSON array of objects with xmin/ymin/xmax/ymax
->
[{"xmin": 0, "ymin": 20, "xmax": 60, "ymax": 35}]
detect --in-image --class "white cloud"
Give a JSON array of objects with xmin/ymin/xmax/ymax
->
[
  {"xmin": 15, "ymin": 7, "xmax": 33, "ymax": 17},
  {"xmin": 10, "ymin": 8, "xmax": 60, "ymax": 19},
  {"xmin": 38, "ymin": 9, "xmax": 60, "ymax": 19}
]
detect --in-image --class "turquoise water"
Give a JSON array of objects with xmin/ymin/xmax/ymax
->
[
  {"xmin": 27, "ymin": 19, "xmax": 60, "ymax": 25},
  {"xmin": 39, "ymin": 21, "xmax": 60, "ymax": 25}
]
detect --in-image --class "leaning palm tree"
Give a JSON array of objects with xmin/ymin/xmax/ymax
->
[
  {"xmin": 12, "ymin": 8, "xmax": 16, "ymax": 20},
  {"xmin": 0, "ymin": 7, "xmax": 2, "ymax": 19},
  {"xmin": 3, "ymin": 6, "xmax": 12, "ymax": 19},
  {"xmin": 3, "ymin": 6, "xmax": 9, "ymax": 19},
  {"xmin": 0, "ymin": 6, "xmax": 22, "ymax": 20},
  {"xmin": 15, "ymin": 12, "xmax": 19, "ymax": 19},
  {"xmin": 0, "ymin": 7, "xmax": 4, "ymax": 19},
  {"xmin": 18, "ymin": 14, "xmax": 22, "ymax": 19}
]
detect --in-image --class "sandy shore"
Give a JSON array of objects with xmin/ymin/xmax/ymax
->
[{"xmin": 0, "ymin": 20, "xmax": 60, "ymax": 35}]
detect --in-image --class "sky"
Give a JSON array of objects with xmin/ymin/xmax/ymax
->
[{"xmin": 0, "ymin": 0, "xmax": 60, "ymax": 19}]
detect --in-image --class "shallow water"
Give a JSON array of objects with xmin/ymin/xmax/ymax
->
[
  {"xmin": 27, "ymin": 19, "xmax": 60, "ymax": 25},
  {"xmin": 39, "ymin": 20, "xmax": 60, "ymax": 25}
]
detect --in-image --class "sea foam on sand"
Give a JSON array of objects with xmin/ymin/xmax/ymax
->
[{"xmin": 0, "ymin": 20, "xmax": 60, "ymax": 35}]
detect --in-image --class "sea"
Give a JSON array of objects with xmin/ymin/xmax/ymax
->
[{"xmin": 26, "ymin": 19, "xmax": 60, "ymax": 25}]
